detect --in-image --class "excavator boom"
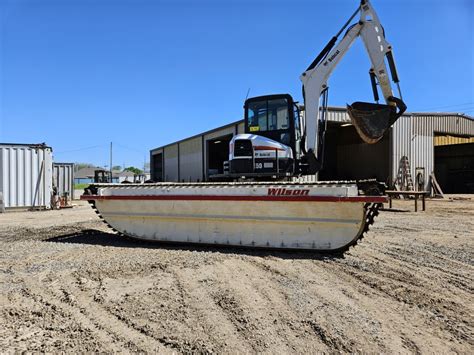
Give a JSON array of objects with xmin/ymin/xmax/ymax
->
[{"xmin": 301, "ymin": 0, "xmax": 406, "ymax": 170}]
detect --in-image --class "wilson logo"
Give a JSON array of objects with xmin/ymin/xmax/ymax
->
[{"xmin": 268, "ymin": 188, "xmax": 310, "ymax": 196}]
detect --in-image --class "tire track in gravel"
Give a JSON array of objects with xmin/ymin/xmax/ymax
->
[
  {"xmin": 51, "ymin": 273, "xmax": 174, "ymax": 353},
  {"xmin": 197, "ymin": 259, "xmax": 322, "ymax": 353},
  {"xmin": 326, "ymin": 254, "xmax": 473, "ymax": 349},
  {"xmin": 151, "ymin": 269, "xmax": 230, "ymax": 353},
  {"xmin": 0, "ymin": 242, "xmax": 121, "ymax": 351},
  {"xmin": 361, "ymin": 235, "xmax": 473, "ymax": 300},
  {"xmin": 356, "ymin": 240, "xmax": 474, "ymax": 309},
  {"xmin": 348, "ymin": 245, "xmax": 474, "ymax": 345},
  {"xmin": 223, "ymin": 259, "xmax": 335, "ymax": 352},
  {"xmin": 170, "ymin": 266, "xmax": 254, "ymax": 353},
  {"xmin": 10, "ymin": 242, "xmax": 174, "ymax": 354},
  {"xmin": 362, "ymin": 243, "xmax": 474, "ymax": 296},
  {"xmin": 373, "ymin": 243, "xmax": 473, "ymax": 275},
  {"xmin": 246, "ymin": 257, "xmax": 382, "ymax": 352},
  {"xmin": 247, "ymin": 255, "xmax": 465, "ymax": 353},
  {"xmin": 18, "ymin": 279, "xmax": 123, "ymax": 352},
  {"xmin": 301, "ymin": 261, "xmax": 443, "ymax": 353},
  {"xmin": 348, "ymin": 243, "xmax": 470, "ymax": 291},
  {"xmin": 186, "ymin": 260, "xmax": 288, "ymax": 353},
  {"xmin": 1, "ymin": 291, "xmax": 101, "ymax": 352},
  {"xmin": 380, "ymin": 239, "xmax": 473, "ymax": 265}
]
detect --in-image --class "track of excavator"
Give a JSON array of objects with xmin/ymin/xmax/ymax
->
[{"xmin": 82, "ymin": 180, "xmax": 385, "ymax": 254}]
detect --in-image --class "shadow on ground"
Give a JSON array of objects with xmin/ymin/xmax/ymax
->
[
  {"xmin": 46, "ymin": 229, "xmax": 343, "ymax": 260},
  {"xmin": 380, "ymin": 208, "xmax": 411, "ymax": 212}
]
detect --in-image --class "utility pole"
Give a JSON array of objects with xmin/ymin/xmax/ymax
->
[{"xmin": 109, "ymin": 142, "xmax": 113, "ymax": 182}]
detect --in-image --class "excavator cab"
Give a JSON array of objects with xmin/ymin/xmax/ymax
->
[
  {"xmin": 225, "ymin": 94, "xmax": 302, "ymax": 179},
  {"xmin": 244, "ymin": 94, "xmax": 301, "ymax": 155}
]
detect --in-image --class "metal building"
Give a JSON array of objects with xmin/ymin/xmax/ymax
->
[
  {"xmin": 151, "ymin": 120, "xmax": 244, "ymax": 182},
  {"xmin": 150, "ymin": 108, "xmax": 474, "ymax": 193},
  {"xmin": 0, "ymin": 143, "xmax": 53, "ymax": 210},
  {"xmin": 53, "ymin": 163, "xmax": 75, "ymax": 199}
]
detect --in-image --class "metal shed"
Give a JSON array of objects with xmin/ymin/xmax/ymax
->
[
  {"xmin": 0, "ymin": 143, "xmax": 53, "ymax": 210},
  {"xmin": 53, "ymin": 163, "xmax": 75, "ymax": 200},
  {"xmin": 150, "ymin": 108, "xmax": 474, "ymax": 192},
  {"xmin": 151, "ymin": 120, "xmax": 244, "ymax": 182},
  {"xmin": 391, "ymin": 113, "xmax": 474, "ymax": 192}
]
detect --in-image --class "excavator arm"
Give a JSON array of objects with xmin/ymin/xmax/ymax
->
[{"xmin": 300, "ymin": 0, "xmax": 406, "ymax": 173}]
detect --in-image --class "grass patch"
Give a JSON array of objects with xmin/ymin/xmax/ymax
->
[{"xmin": 74, "ymin": 183, "xmax": 90, "ymax": 190}]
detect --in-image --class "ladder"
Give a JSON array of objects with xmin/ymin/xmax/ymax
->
[{"xmin": 394, "ymin": 156, "xmax": 414, "ymax": 191}]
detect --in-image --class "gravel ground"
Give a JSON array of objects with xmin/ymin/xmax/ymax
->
[{"xmin": 0, "ymin": 197, "xmax": 473, "ymax": 353}]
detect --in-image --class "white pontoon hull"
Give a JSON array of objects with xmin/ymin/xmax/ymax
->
[{"xmin": 82, "ymin": 183, "xmax": 386, "ymax": 252}]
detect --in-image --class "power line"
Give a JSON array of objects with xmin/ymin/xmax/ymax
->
[
  {"xmin": 421, "ymin": 102, "xmax": 473, "ymax": 110},
  {"xmin": 55, "ymin": 144, "xmax": 106, "ymax": 154},
  {"xmin": 414, "ymin": 106, "xmax": 474, "ymax": 114},
  {"xmin": 413, "ymin": 102, "xmax": 474, "ymax": 112},
  {"xmin": 55, "ymin": 142, "xmax": 146, "ymax": 155},
  {"xmin": 450, "ymin": 107, "xmax": 474, "ymax": 114},
  {"xmin": 114, "ymin": 142, "xmax": 146, "ymax": 154},
  {"xmin": 414, "ymin": 106, "xmax": 474, "ymax": 113}
]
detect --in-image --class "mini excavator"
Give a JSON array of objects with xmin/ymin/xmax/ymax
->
[{"xmin": 226, "ymin": 0, "xmax": 406, "ymax": 180}]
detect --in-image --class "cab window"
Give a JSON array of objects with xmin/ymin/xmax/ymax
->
[{"xmin": 247, "ymin": 98, "xmax": 289, "ymax": 132}]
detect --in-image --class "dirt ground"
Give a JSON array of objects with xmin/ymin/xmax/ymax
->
[{"xmin": 0, "ymin": 196, "xmax": 473, "ymax": 353}]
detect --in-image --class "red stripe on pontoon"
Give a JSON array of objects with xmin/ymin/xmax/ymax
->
[
  {"xmin": 253, "ymin": 146, "xmax": 286, "ymax": 151},
  {"xmin": 81, "ymin": 195, "xmax": 388, "ymax": 203}
]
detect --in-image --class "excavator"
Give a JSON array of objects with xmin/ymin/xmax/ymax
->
[
  {"xmin": 82, "ymin": 0, "xmax": 406, "ymax": 253},
  {"xmin": 227, "ymin": 0, "xmax": 406, "ymax": 179}
]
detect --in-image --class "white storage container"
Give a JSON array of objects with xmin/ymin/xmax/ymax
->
[{"xmin": 0, "ymin": 143, "xmax": 53, "ymax": 210}]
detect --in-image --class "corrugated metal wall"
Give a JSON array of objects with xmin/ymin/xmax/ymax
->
[
  {"xmin": 390, "ymin": 114, "xmax": 474, "ymax": 191},
  {"xmin": 0, "ymin": 144, "xmax": 53, "ymax": 209},
  {"xmin": 163, "ymin": 144, "xmax": 179, "ymax": 181},
  {"xmin": 429, "ymin": 114, "xmax": 474, "ymax": 134},
  {"xmin": 390, "ymin": 115, "xmax": 413, "ymax": 187},
  {"xmin": 179, "ymin": 137, "xmax": 203, "ymax": 182},
  {"xmin": 53, "ymin": 163, "xmax": 74, "ymax": 198},
  {"xmin": 411, "ymin": 116, "xmax": 434, "ymax": 190},
  {"xmin": 326, "ymin": 108, "xmax": 351, "ymax": 123}
]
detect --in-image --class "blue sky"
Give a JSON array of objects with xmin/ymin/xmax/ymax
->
[{"xmin": 1, "ymin": 0, "xmax": 473, "ymax": 169}]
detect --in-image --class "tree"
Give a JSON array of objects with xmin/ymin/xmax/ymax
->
[
  {"xmin": 112, "ymin": 165, "xmax": 122, "ymax": 171},
  {"xmin": 124, "ymin": 166, "xmax": 143, "ymax": 175},
  {"xmin": 74, "ymin": 163, "xmax": 95, "ymax": 172}
]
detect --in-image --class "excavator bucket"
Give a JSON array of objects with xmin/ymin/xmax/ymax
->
[{"xmin": 347, "ymin": 98, "xmax": 407, "ymax": 144}]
